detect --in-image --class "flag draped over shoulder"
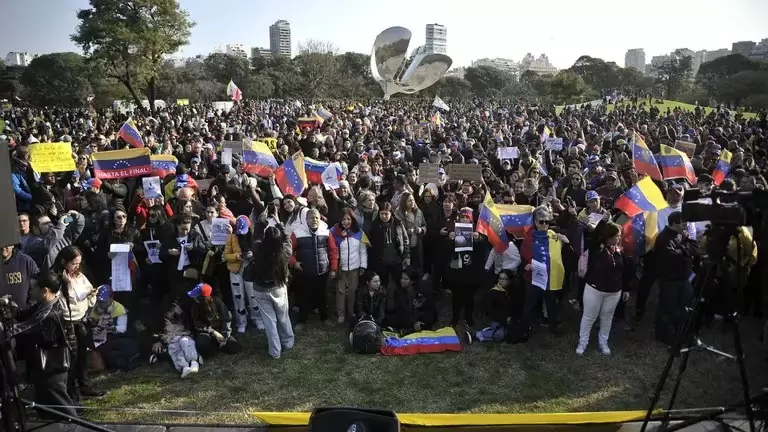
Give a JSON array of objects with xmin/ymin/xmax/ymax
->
[
  {"xmin": 632, "ymin": 133, "xmax": 662, "ymax": 181},
  {"xmin": 274, "ymin": 151, "xmax": 308, "ymax": 197},
  {"xmin": 659, "ymin": 144, "xmax": 697, "ymax": 185},
  {"xmin": 616, "ymin": 211, "xmax": 659, "ymax": 257},
  {"xmin": 531, "ymin": 230, "xmax": 565, "ymax": 291},
  {"xmin": 476, "ymin": 192, "xmax": 510, "ymax": 253},
  {"xmin": 712, "ymin": 149, "xmax": 732, "ymax": 186},
  {"xmin": 380, "ymin": 327, "xmax": 462, "ymax": 356},
  {"xmin": 614, "ymin": 177, "xmax": 668, "ymax": 218},
  {"xmin": 92, "ymin": 148, "xmax": 151, "ymax": 179},
  {"xmin": 150, "ymin": 154, "xmax": 178, "ymax": 178},
  {"xmin": 242, "ymin": 140, "xmax": 278, "ymax": 177},
  {"xmin": 118, "ymin": 119, "xmax": 144, "ymax": 148},
  {"xmin": 330, "ymin": 226, "xmax": 371, "ymax": 248}
]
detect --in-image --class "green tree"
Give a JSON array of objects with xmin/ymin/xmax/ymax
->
[
  {"xmin": 464, "ymin": 65, "xmax": 514, "ymax": 98},
  {"xmin": 715, "ymin": 70, "xmax": 768, "ymax": 107},
  {"xmin": 203, "ymin": 53, "xmax": 249, "ymax": 85},
  {"xmin": 696, "ymin": 54, "xmax": 764, "ymax": 95},
  {"xmin": 20, "ymin": 53, "xmax": 93, "ymax": 107},
  {"xmin": 0, "ymin": 65, "xmax": 24, "ymax": 101},
  {"xmin": 655, "ymin": 49, "xmax": 693, "ymax": 100},
  {"xmin": 294, "ymin": 39, "xmax": 341, "ymax": 100},
  {"xmin": 549, "ymin": 70, "xmax": 589, "ymax": 104},
  {"xmin": 72, "ymin": 0, "xmax": 194, "ymax": 113},
  {"xmin": 567, "ymin": 55, "xmax": 621, "ymax": 93},
  {"xmin": 432, "ymin": 76, "xmax": 473, "ymax": 101},
  {"xmin": 263, "ymin": 56, "xmax": 301, "ymax": 99}
]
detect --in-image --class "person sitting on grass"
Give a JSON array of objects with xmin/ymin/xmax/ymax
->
[
  {"xmin": 351, "ymin": 271, "xmax": 387, "ymax": 330},
  {"xmin": 88, "ymin": 284, "xmax": 141, "ymax": 371},
  {"xmin": 386, "ymin": 267, "xmax": 437, "ymax": 335},
  {"xmin": 151, "ymin": 299, "xmax": 200, "ymax": 379},
  {"xmin": 188, "ymin": 282, "xmax": 242, "ymax": 357},
  {"xmin": 474, "ymin": 270, "xmax": 514, "ymax": 342}
]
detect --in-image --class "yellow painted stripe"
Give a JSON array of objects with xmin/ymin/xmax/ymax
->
[{"xmin": 251, "ymin": 410, "xmax": 658, "ymax": 426}]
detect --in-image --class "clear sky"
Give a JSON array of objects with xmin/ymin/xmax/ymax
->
[{"xmin": 2, "ymin": 0, "xmax": 767, "ymax": 69}]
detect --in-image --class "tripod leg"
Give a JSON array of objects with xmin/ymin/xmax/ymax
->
[{"xmin": 728, "ymin": 317, "xmax": 755, "ymax": 432}]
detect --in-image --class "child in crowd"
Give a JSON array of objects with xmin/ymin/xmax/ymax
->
[
  {"xmin": 88, "ymin": 285, "xmax": 140, "ymax": 370},
  {"xmin": 152, "ymin": 299, "xmax": 200, "ymax": 378}
]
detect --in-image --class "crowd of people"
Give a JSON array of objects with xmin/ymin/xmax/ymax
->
[{"xmin": 2, "ymin": 97, "xmax": 767, "ymax": 417}]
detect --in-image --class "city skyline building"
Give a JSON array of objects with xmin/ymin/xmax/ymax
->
[
  {"xmin": 226, "ymin": 43, "xmax": 247, "ymax": 58},
  {"xmin": 425, "ymin": 23, "xmax": 447, "ymax": 54},
  {"xmin": 519, "ymin": 53, "xmax": 558, "ymax": 75},
  {"xmin": 4, "ymin": 51, "xmax": 36, "ymax": 66},
  {"xmin": 624, "ymin": 48, "xmax": 645, "ymax": 72},
  {"xmin": 732, "ymin": 40, "xmax": 757, "ymax": 56},
  {"xmin": 269, "ymin": 20, "xmax": 292, "ymax": 57}
]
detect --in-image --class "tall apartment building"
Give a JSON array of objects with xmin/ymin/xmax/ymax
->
[
  {"xmin": 519, "ymin": 53, "xmax": 558, "ymax": 76},
  {"xmin": 704, "ymin": 48, "xmax": 732, "ymax": 62},
  {"xmin": 425, "ymin": 23, "xmax": 447, "ymax": 54},
  {"xmin": 624, "ymin": 48, "xmax": 646, "ymax": 72},
  {"xmin": 270, "ymin": 20, "xmax": 292, "ymax": 57},
  {"xmin": 471, "ymin": 58, "xmax": 520, "ymax": 79},
  {"xmin": 251, "ymin": 47, "xmax": 272, "ymax": 58},
  {"xmin": 4, "ymin": 52, "xmax": 36, "ymax": 66},
  {"xmin": 749, "ymin": 38, "xmax": 768, "ymax": 62},
  {"xmin": 732, "ymin": 41, "xmax": 757, "ymax": 56},
  {"xmin": 226, "ymin": 44, "xmax": 248, "ymax": 58}
]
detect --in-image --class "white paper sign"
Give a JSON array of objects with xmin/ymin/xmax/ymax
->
[
  {"xmin": 142, "ymin": 176, "xmax": 162, "ymax": 199},
  {"xmin": 211, "ymin": 218, "xmax": 230, "ymax": 246},
  {"xmin": 177, "ymin": 237, "xmax": 190, "ymax": 271},
  {"xmin": 531, "ymin": 259, "xmax": 548, "ymax": 290},
  {"xmin": 497, "ymin": 147, "xmax": 519, "ymax": 160},
  {"xmin": 143, "ymin": 240, "xmax": 162, "ymax": 264},
  {"xmin": 587, "ymin": 213, "xmax": 604, "ymax": 228},
  {"xmin": 221, "ymin": 148, "xmax": 233, "ymax": 166},
  {"xmin": 321, "ymin": 163, "xmax": 341, "ymax": 190},
  {"xmin": 110, "ymin": 243, "xmax": 132, "ymax": 292},
  {"xmin": 544, "ymin": 137, "xmax": 564, "ymax": 151}
]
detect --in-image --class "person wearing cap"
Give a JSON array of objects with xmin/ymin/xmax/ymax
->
[
  {"xmin": 595, "ymin": 170, "xmax": 624, "ymax": 209},
  {"xmin": 188, "ymin": 282, "xmax": 242, "ymax": 357},
  {"xmin": 88, "ymin": 285, "xmax": 140, "ymax": 371},
  {"xmin": 224, "ymin": 215, "xmax": 264, "ymax": 333},
  {"xmin": 577, "ymin": 191, "xmax": 609, "ymax": 232}
]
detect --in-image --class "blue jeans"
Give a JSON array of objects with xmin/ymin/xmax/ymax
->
[
  {"xmin": 475, "ymin": 321, "xmax": 506, "ymax": 342},
  {"xmin": 252, "ymin": 284, "xmax": 295, "ymax": 358}
]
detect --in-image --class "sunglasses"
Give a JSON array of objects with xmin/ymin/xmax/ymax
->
[{"xmin": 536, "ymin": 220, "xmax": 550, "ymax": 225}]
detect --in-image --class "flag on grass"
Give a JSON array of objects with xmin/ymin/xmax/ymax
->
[
  {"xmin": 632, "ymin": 133, "xmax": 662, "ymax": 181},
  {"xmin": 242, "ymin": 141, "xmax": 278, "ymax": 177},
  {"xmin": 274, "ymin": 151, "xmax": 308, "ymax": 197},
  {"xmin": 614, "ymin": 176, "xmax": 668, "ymax": 218},
  {"xmin": 118, "ymin": 119, "xmax": 144, "ymax": 148},
  {"xmin": 380, "ymin": 327, "xmax": 462, "ymax": 356},
  {"xmin": 92, "ymin": 148, "xmax": 151, "ymax": 179},
  {"xmin": 712, "ymin": 149, "xmax": 732, "ymax": 186},
  {"xmin": 660, "ymin": 144, "xmax": 697, "ymax": 185}
]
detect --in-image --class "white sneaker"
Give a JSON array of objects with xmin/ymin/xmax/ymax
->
[
  {"xmin": 575, "ymin": 343, "xmax": 587, "ymax": 355},
  {"xmin": 599, "ymin": 344, "xmax": 612, "ymax": 355},
  {"xmin": 255, "ymin": 321, "xmax": 265, "ymax": 331},
  {"xmin": 197, "ymin": 356, "xmax": 204, "ymax": 365},
  {"xmin": 181, "ymin": 366, "xmax": 192, "ymax": 378},
  {"xmin": 190, "ymin": 361, "xmax": 199, "ymax": 373},
  {"xmin": 237, "ymin": 326, "xmax": 246, "ymax": 334}
]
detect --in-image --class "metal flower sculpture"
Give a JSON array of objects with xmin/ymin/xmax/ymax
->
[{"xmin": 370, "ymin": 26, "xmax": 453, "ymax": 100}]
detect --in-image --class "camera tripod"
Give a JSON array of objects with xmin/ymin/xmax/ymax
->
[{"xmin": 640, "ymin": 225, "xmax": 762, "ymax": 432}]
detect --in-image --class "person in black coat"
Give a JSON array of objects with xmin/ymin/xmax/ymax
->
[
  {"xmin": 352, "ymin": 271, "xmax": 387, "ymax": 329},
  {"xmin": 386, "ymin": 267, "xmax": 437, "ymax": 334}
]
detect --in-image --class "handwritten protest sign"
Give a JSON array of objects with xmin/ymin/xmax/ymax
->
[
  {"xmin": 498, "ymin": 147, "xmax": 519, "ymax": 160},
  {"xmin": 29, "ymin": 143, "xmax": 75, "ymax": 173},
  {"xmin": 419, "ymin": 163, "xmax": 440, "ymax": 184},
  {"xmin": 258, "ymin": 137, "xmax": 278, "ymax": 153},
  {"xmin": 544, "ymin": 137, "xmax": 564, "ymax": 151},
  {"xmin": 447, "ymin": 164, "xmax": 483, "ymax": 182}
]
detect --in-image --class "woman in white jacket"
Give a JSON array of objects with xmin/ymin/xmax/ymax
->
[{"xmin": 330, "ymin": 208, "xmax": 368, "ymax": 324}]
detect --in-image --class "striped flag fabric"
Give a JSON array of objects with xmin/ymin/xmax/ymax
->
[
  {"xmin": 226, "ymin": 80, "xmax": 242, "ymax": 102},
  {"xmin": 274, "ymin": 151, "xmax": 308, "ymax": 197},
  {"xmin": 475, "ymin": 192, "xmax": 511, "ymax": 253},
  {"xmin": 118, "ymin": 118, "xmax": 144, "ymax": 148},
  {"xmin": 632, "ymin": 133, "xmax": 662, "ymax": 181},
  {"xmin": 92, "ymin": 148, "xmax": 151, "ymax": 179},
  {"xmin": 150, "ymin": 154, "xmax": 178, "ymax": 178},
  {"xmin": 316, "ymin": 107, "xmax": 333, "ymax": 121},
  {"xmin": 496, "ymin": 204, "xmax": 535, "ymax": 239},
  {"xmin": 712, "ymin": 149, "xmax": 732, "ymax": 186},
  {"xmin": 531, "ymin": 229, "xmax": 565, "ymax": 291},
  {"xmin": 380, "ymin": 327, "xmax": 462, "ymax": 356},
  {"xmin": 659, "ymin": 144, "xmax": 697, "ymax": 185},
  {"xmin": 242, "ymin": 140, "xmax": 278, "ymax": 177},
  {"xmin": 614, "ymin": 176, "xmax": 668, "ymax": 218},
  {"xmin": 304, "ymin": 157, "xmax": 341, "ymax": 185},
  {"xmin": 616, "ymin": 211, "xmax": 659, "ymax": 257}
]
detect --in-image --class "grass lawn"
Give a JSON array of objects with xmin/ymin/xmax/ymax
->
[
  {"xmin": 81, "ymin": 292, "xmax": 768, "ymax": 426},
  {"xmin": 557, "ymin": 100, "xmax": 758, "ymax": 119}
]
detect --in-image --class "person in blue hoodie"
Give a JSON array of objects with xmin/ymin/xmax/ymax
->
[
  {"xmin": 11, "ymin": 147, "xmax": 33, "ymax": 213},
  {"xmin": 1, "ymin": 244, "xmax": 39, "ymax": 310}
]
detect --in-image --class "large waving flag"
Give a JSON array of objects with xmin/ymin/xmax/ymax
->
[
  {"xmin": 297, "ymin": 117, "xmax": 319, "ymax": 131},
  {"xmin": 475, "ymin": 192, "xmax": 510, "ymax": 253},
  {"xmin": 660, "ymin": 144, "xmax": 697, "ymax": 185},
  {"xmin": 316, "ymin": 106, "xmax": 333, "ymax": 121},
  {"xmin": 531, "ymin": 230, "xmax": 565, "ymax": 291},
  {"xmin": 496, "ymin": 204, "xmax": 535, "ymax": 239},
  {"xmin": 92, "ymin": 148, "xmax": 151, "ymax": 179},
  {"xmin": 614, "ymin": 176, "xmax": 668, "ymax": 218},
  {"xmin": 242, "ymin": 140, "xmax": 278, "ymax": 177},
  {"xmin": 432, "ymin": 96, "xmax": 450, "ymax": 111},
  {"xmin": 712, "ymin": 149, "xmax": 732, "ymax": 186},
  {"xmin": 226, "ymin": 80, "xmax": 242, "ymax": 102},
  {"xmin": 616, "ymin": 211, "xmax": 659, "ymax": 257},
  {"xmin": 632, "ymin": 133, "xmax": 662, "ymax": 181},
  {"xmin": 274, "ymin": 151, "xmax": 308, "ymax": 197},
  {"xmin": 380, "ymin": 327, "xmax": 462, "ymax": 356},
  {"xmin": 118, "ymin": 119, "xmax": 144, "ymax": 148},
  {"xmin": 150, "ymin": 154, "xmax": 178, "ymax": 178},
  {"xmin": 304, "ymin": 157, "xmax": 341, "ymax": 185}
]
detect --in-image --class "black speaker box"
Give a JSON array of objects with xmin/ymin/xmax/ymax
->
[{"xmin": 308, "ymin": 407, "xmax": 400, "ymax": 432}]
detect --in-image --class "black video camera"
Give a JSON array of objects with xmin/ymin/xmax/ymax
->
[{"xmin": 682, "ymin": 188, "xmax": 768, "ymax": 227}]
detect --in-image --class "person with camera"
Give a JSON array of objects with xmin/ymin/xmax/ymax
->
[{"xmin": 8, "ymin": 271, "xmax": 78, "ymax": 419}]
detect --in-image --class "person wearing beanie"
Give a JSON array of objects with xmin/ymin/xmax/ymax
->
[
  {"xmin": 224, "ymin": 215, "xmax": 264, "ymax": 333},
  {"xmin": 188, "ymin": 282, "xmax": 242, "ymax": 357},
  {"xmin": 446, "ymin": 207, "xmax": 482, "ymax": 327},
  {"xmin": 88, "ymin": 285, "xmax": 140, "ymax": 371},
  {"xmin": 152, "ymin": 299, "xmax": 200, "ymax": 379}
]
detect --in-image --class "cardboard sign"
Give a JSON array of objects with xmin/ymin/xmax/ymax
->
[
  {"xmin": 419, "ymin": 163, "xmax": 441, "ymax": 184},
  {"xmin": 447, "ymin": 164, "xmax": 483, "ymax": 182},
  {"xmin": 544, "ymin": 137, "xmax": 564, "ymax": 151},
  {"xmin": 674, "ymin": 140, "xmax": 696, "ymax": 159},
  {"xmin": 221, "ymin": 140, "xmax": 243, "ymax": 154},
  {"xmin": 29, "ymin": 143, "xmax": 75, "ymax": 173},
  {"xmin": 258, "ymin": 137, "xmax": 278, "ymax": 153},
  {"xmin": 497, "ymin": 147, "xmax": 519, "ymax": 160}
]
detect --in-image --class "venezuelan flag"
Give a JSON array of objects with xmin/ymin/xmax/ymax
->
[
  {"xmin": 431, "ymin": 112, "xmax": 442, "ymax": 127},
  {"xmin": 242, "ymin": 141, "xmax": 278, "ymax": 177},
  {"xmin": 616, "ymin": 211, "xmax": 659, "ymax": 257},
  {"xmin": 496, "ymin": 204, "xmax": 535, "ymax": 240},
  {"xmin": 614, "ymin": 176, "xmax": 668, "ymax": 218},
  {"xmin": 274, "ymin": 151, "xmax": 308, "ymax": 197},
  {"xmin": 304, "ymin": 157, "xmax": 341, "ymax": 185},
  {"xmin": 540, "ymin": 125, "xmax": 553, "ymax": 141},
  {"xmin": 118, "ymin": 119, "xmax": 144, "ymax": 148},
  {"xmin": 660, "ymin": 144, "xmax": 697, "ymax": 185},
  {"xmin": 476, "ymin": 193, "xmax": 510, "ymax": 253},
  {"xmin": 531, "ymin": 229, "xmax": 565, "ymax": 291},
  {"xmin": 632, "ymin": 133, "xmax": 662, "ymax": 181},
  {"xmin": 297, "ymin": 117, "xmax": 318, "ymax": 131},
  {"xmin": 712, "ymin": 149, "xmax": 732, "ymax": 186},
  {"xmin": 92, "ymin": 148, "xmax": 151, "ymax": 180},
  {"xmin": 330, "ymin": 226, "xmax": 371, "ymax": 248},
  {"xmin": 316, "ymin": 107, "xmax": 333, "ymax": 121},
  {"xmin": 380, "ymin": 327, "xmax": 462, "ymax": 356},
  {"xmin": 150, "ymin": 154, "xmax": 178, "ymax": 178}
]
